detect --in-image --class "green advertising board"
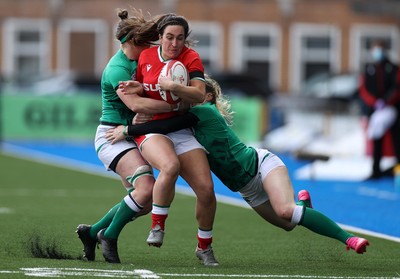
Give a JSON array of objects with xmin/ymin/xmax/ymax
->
[
  {"xmin": 229, "ymin": 97, "xmax": 266, "ymax": 143},
  {"xmin": 1, "ymin": 93, "xmax": 266, "ymax": 142},
  {"xmin": 1, "ymin": 94, "xmax": 101, "ymax": 140}
]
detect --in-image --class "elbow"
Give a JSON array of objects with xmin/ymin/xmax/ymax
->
[
  {"xmin": 129, "ymin": 103, "xmax": 142, "ymax": 113},
  {"xmin": 193, "ymin": 92, "xmax": 206, "ymax": 103}
]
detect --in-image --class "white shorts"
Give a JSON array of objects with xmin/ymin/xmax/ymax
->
[
  {"xmin": 139, "ymin": 128, "xmax": 205, "ymax": 156},
  {"xmin": 95, "ymin": 124, "xmax": 138, "ymax": 170},
  {"xmin": 239, "ymin": 148, "xmax": 285, "ymax": 207}
]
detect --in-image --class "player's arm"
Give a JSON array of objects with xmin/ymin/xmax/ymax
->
[
  {"xmin": 117, "ymin": 81, "xmax": 178, "ymax": 113},
  {"xmin": 386, "ymin": 67, "xmax": 400, "ymax": 106},
  {"xmin": 129, "ymin": 112, "xmax": 198, "ymax": 135},
  {"xmin": 106, "ymin": 112, "xmax": 199, "ymax": 144},
  {"xmin": 108, "ymin": 65, "xmax": 178, "ymax": 114},
  {"xmin": 359, "ymin": 75, "xmax": 377, "ymax": 107},
  {"xmin": 159, "ymin": 74, "xmax": 205, "ymax": 103}
]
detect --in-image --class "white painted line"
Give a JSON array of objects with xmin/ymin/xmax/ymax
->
[
  {"xmin": 0, "ymin": 268, "xmax": 398, "ymax": 279},
  {"xmin": 0, "ymin": 207, "xmax": 12, "ymax": 214}
]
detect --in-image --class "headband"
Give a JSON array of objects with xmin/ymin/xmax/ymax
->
[{"xmin": 119, "ymin": 34, "xmax": 129, "ymax": 44}]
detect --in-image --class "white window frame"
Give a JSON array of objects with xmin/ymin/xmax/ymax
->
[
  {"xmin": 57, "ymin": 19, "xmax": 109, "ymax": 77},
  {"xmin": 2, "ymin": 18, "xmax": 52, "ymax": 79},
  {"xmin": 349, "ymin": 24, "xmax": 399, "ymax": 72},
  {"xmin": 289, "ymin": 23, "xmax": 341, "ymax": 93},
  {"xmin": 190, "ymin": 21, "xmax": 224, "ymax": 73},
  {"xmin": 229, "ymin": 22, "xmax": 281, "ymax": 89}
]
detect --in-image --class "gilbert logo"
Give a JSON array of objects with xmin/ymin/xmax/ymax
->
[{"xmin": 146, "ymin": 64, "xmax": 152, "ymax": 72}]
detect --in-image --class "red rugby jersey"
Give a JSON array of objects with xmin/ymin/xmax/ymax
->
[{"xmin": 136, "ymin": 45, "xmax": 204, "ymax": 120}]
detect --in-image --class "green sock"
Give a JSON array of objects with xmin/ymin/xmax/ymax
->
[
  {"xmin": 89, "ymin": 203, "xmax": 120, "ymax": 239},
  {"xmin": 296, "ymin": 200, "xmax": 310, "ymax": 208},
  {"xmin": 104, "ymin": 198, "xmax": 138, "ymax": 239},
  {"xmin": 300, "ymin": 207, "xmax": 354, "ymax": 244}
]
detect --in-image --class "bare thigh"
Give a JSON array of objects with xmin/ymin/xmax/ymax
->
[
  {"xmin": 179, "ymin": 148, "xmax": 214, "ymax": 196},
  {"xmin": 262, "ymin": 166, "xmax": 296, "ymax": 221},
  {"xmin": 141, "ymin": 135, "xmax": 180, "ymax": 174}
]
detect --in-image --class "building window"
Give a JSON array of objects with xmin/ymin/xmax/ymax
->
[
  {"xmin": 290, "ymin": 23, "xmax": 341, "ymax": 93},
  {"xmin": 189, "ymin": 21, "xmax": 223, "ymax": 73},
  {"xmin": 229, "ymin": 22, "xmax": 281, "ymax": 90},
  {"xmin": 350, "ymin": 24, "xmax": 399, "ymax": 72},
  {"xmin": 2, "ymin": 18, "xmax": 51, "ymax": 80},
  {"xmin": 57, "ymin": 19, "xmax": 109, "ymax": 78}
]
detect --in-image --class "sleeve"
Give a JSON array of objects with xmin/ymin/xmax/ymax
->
[
  {"xmin": 387, "ymin": 68, "xmax": 400, "ymax": 106},
  {"xmin": 127, "ymin": 112, "xmax": 199, "ymax": 135},
  {"xmin": 108, "ymin": 65, "xmax": 132, "ymax": 90},
  {"xmin": 184, "ymin": 49, "xmax": 205, "ymax": 81},
  {"xmin": 359, "ymin": 74, "xmax": 378, "ymax": 107}
]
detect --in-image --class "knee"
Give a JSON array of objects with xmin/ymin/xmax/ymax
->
[
  {"xmin": 274, "ymin": 205, "xmax": 295, "ymax": 221},
  {"xmin": 141, "ymin": 202, "xmax": 152, "ymax": 215},
  {"xmin": 138, "ymin": 179, "xmax": 154, "ymax": 198},
  {"xmin": 159, "ymin": 159, "xmax": 180, "ymax": 178},
  {"xmin": 195, "ymin": 186, "xmax": 216, "ymax": 204}
]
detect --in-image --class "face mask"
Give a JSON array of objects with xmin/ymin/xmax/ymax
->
[{"xmin": 371, "ymin": 47, "xmax": 384, "ymax": 62}]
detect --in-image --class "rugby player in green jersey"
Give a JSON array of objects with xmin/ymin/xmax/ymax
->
[
  {"xmin": 76, "ymin": 9, "xmax": 176, "ymax": 264},
  {"xmin": 108, "ymin": 75, "xmax": 370, "ymax": 255}
]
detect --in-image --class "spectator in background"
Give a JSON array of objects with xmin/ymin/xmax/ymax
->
[{"xmin": 359, "ymin": 39, "xmax": 400, "ymax": 180}]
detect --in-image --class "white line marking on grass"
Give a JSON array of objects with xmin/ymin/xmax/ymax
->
[
  {"xmin": 0, "ymin": 268, "xmax": 398, "ymax": 279},
  {"xmin": 158, "ymin": 275, "xmax": 399, "ymax": 279},
  {"xmin": 20, "ymin": 268, "xmax": 160, "ymax": 278},
  {"xmin": 0, "ymin": 207, "xmax": 12, "ymax": 214}
]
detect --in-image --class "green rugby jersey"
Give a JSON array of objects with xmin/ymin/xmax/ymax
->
[
  {"xmin": 190, "ymin": 103, "xmax": 258, "ymax": 191},
  {"xmin": 100, "ymin": 49, "xmax": 137, "ymax": 125},
  {"xmin": 126, "ymin": 102, "xmax": 259, "ymax": 191}
]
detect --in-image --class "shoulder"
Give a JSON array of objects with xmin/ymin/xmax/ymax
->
[
  {"xmin": 145, "ymin": 46, "xmax": 158, "ymax": 55},
  {"xmin": 178, "ymin": 47, "xmax": 204, "ymax": 74},
  {"xmin": 139, "ymin": 47, "xmax": 158, "ymax": 62},
  {"xmin": 108, "ymin": 50, "xmax": 133, "ymax": 68},
  {"xmin": 191, "ymin": 103, "xmax": 217, "ymax": 116},
  {"xmin": 384, "ymin": 59, "xmax": 399, "ymax": 72},
  {"xmin": 179, "ymin": 47, "xmax": 201, "ymax": 61}
]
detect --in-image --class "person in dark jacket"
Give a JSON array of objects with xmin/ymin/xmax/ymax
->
[{"xmin": 359, "ymin": 39, "xmax": 400, "ymax": 179}]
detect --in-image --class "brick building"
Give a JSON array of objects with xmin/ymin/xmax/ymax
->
[{"xmin": 1, "ymin": 0, "xmax": 399, "ymax": 94}]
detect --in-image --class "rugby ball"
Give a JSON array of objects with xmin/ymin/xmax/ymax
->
[{"xmin": 158, "ymin": 60, "xmax": 189, "ymax": 102}]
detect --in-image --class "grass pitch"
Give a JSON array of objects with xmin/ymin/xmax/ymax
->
[{"xmin": 0, "ymin": 152, "xmax": 399, "ymax": 279}]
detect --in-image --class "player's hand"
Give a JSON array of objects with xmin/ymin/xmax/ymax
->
[
  {"xmin": 158, "ymin": 76, "xmax": 175, "ymax": 91},
  {"xmin": 133, "ymin": 113, "xmax": 153, "ymax": 124},
  {"xmin": 119, "ymin": 81, "xmax": 143, "ymax": 95},
  {"xmin": 106, "ymin": 125, "xmax": 126, "ymax": 144}
]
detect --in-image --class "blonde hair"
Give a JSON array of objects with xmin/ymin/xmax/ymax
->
[
  {"xmin": 115, "ymin": 8, "xmax": 167, "ymax": 46},
  {"xmin": 204, "ymin": 75, "xmax": 234, "ymax": 126}
]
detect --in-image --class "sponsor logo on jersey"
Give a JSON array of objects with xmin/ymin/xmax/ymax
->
[{"xmin": 142, "ymin": 83, "xmax": 159, "ymax": 92}]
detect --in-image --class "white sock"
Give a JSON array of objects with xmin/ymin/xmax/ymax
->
[
  {"xmin": 198, "ymin": 228, "xmax": 213, "ymax": 239},
  {"xmin": 290, "ymin": 205, "xmax": 304, "ymax": 225},
  {"xmin": 152, "ymin": 204, "xmax": 169, "ymax": 215},
  {"xmin": 123, "ymin": 195, "xmax": 143, "ymax": 212}
]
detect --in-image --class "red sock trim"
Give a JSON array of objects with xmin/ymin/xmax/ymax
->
[
  {"xmin": 152, "ymin": 213, "xmax": 167, "ymax": 230},
  {"xmin": 197, "ymin": 235, "xmax": 212, "ymax": 250}
]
